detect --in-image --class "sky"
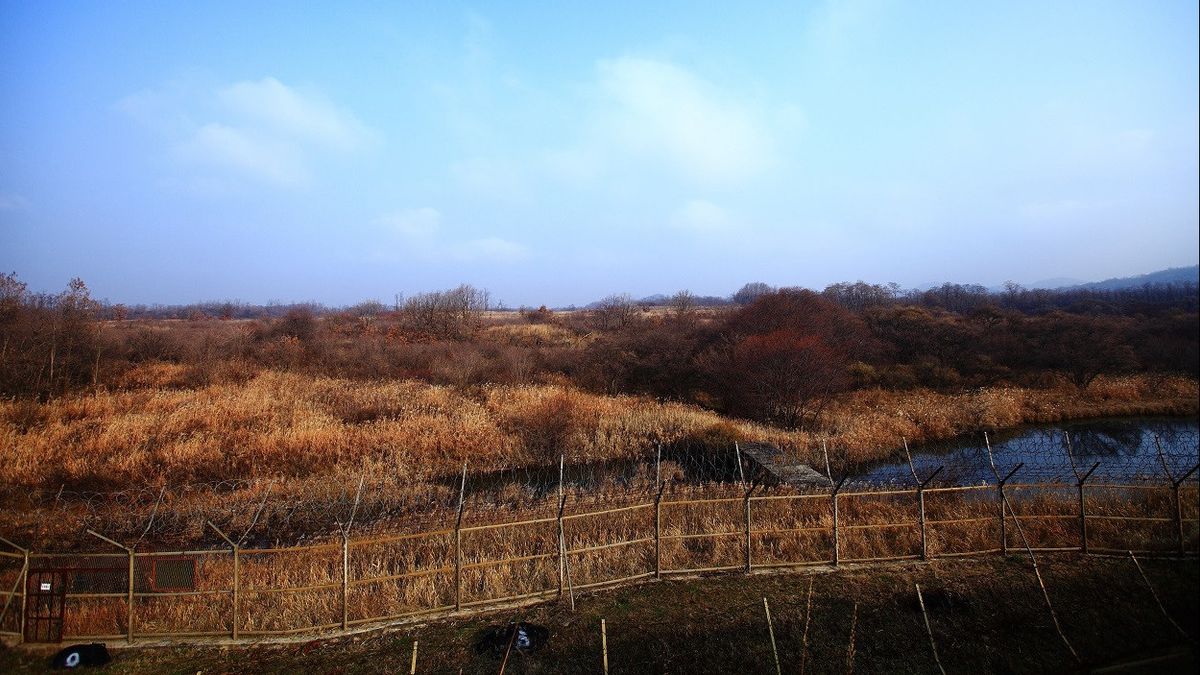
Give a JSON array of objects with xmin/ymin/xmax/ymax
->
[{"xmin": 1, "ymin": 1, "xmax": 1197, "ymax": 307}]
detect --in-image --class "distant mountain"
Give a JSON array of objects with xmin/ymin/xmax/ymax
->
[
  {"xmin": 1026, "ymin": 277, "xmax": 1087, "ymax": 290},
  {"xmin": 1071, "ymin": 265, "xmax": 1199, "ymax": 291}
]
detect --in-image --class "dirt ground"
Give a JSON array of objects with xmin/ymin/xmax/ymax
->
[{"xmin": 2, "ymin": 553, "xmax": 1197, "ymax": 674}]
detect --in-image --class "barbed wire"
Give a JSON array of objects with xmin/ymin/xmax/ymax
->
[{"xmin": 1, "ymin": 420, "xmax": 1195, "ymax": 550}]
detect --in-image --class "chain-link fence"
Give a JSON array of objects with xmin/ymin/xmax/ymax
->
[{"xmin": 1, "ymin": 426, "xmax": 1196, "ymax": 645}]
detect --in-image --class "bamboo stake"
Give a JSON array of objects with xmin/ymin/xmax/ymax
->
[
  {"xmin": 410, "ymin": 639, "xmax": 419, "ymax": 674},
  {"xmin": 845, "ymin": 602, "xmax": 858, "ymax": 675},
  {"xmin": 985, "ymin": 433, "xmax": 1079, "ymax": 662},
  {"xmin": 499, "ymin": 622, "xmax": 519, "ymax": 675},
  {"xmin": 764, "ymin": 597, "xmax": 781, "ymax": 675},
  {"xmin": 1128, "ymin": 551, "xmax": 1192, "ymax": 643},
  {"xmin": 601, "ymin": 618, "xmax": 609, "ymax": 675},
  {"xmin": 800, "ymin": 577, "xmax": 814, "ymax": 675},
  {"xmin": 916, "ymin": 584, "xmax": 946, "ymax": 675}
]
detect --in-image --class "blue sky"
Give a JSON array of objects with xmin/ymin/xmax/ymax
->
[{"xmin": 1, "ymin": 1, "xmax": 1197, "ymax": 306}]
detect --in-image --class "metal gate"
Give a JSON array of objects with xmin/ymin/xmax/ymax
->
[{"xmin": 25, "ymin": 569, "xmax": 67, "ymax": 642}]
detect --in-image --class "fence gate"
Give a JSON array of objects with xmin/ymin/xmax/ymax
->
[{"xmin": 25, "ymin": 569, "xmax": 67, "ymax": 643}]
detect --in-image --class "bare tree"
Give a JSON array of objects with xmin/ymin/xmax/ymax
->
[{"xmin": 403, "ymin": 284, "xmax": 491, "ymax": 340}]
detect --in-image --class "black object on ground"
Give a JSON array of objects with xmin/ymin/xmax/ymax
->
[
  {"xmin": 50, "ymin": 643, "xmax": 111, "ymax": 669},
  {"xmin": 476, "ymin": 622, "xmax": 550, "ymax": 657}
]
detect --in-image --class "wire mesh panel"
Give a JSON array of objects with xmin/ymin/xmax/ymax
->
[
  {"xmin": 659, "ymin": 495, "xmax": 745, "ymax": 573},
  {"xmin": 748, "ymin": 493, "xmax": 834, "ymax": 567},
  {"xmin": 1083, "ymin": 485, "xmax": 1176, "ymax": 553},
  {"xmin": 563, "ymin": 501, "xmax": 653, "ymax": 589},
  {"xmin": 132, "ymin": 551, "xmax": 233, "ymax": 637},
  {"xmin": 838, "ymin": 490, "xmax": 921, "ymax": 562},
  {"xmin": 1002, "ymin": 484, "xmax": 1080, "ymax": 550},
  {"xmin": 0, "ymin": 551, "xmax": 24, "ymax": 636},
  {"xmin": 924, "ymin": 486, "xmax": 1000, "ymax": 557},
  {"xmin": 346, "ymin": 528, "xmax": 455, "ymax": 624},
  {"xmin": 459, "ymin": 517, "xmax": 558, "ymax": 606},
  {"xmin": 27, "ymin": 553, "xmax": 129, "ymax": 640},
  {"xmin": 238, "ymin": 543, "xmax": 341, "ymax": 635}
]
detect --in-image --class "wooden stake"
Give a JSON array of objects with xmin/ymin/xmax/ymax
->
[
  {"xmin": 735, "ymin": 441, "xmax": 746, "ymax": 486},
  {"xmin": 916, "ymin": 584, "xmax": 946, "ymax": 675},
  {"xmin": 764, "ymin": 597, "xmax": 781, "ymax": 675},
  {"xmin": 601, "ymin": 618, "xmax": 609, "ymax": 675},
  {"xmin": 1128, "ymin": 551, "xmax": 1192, "ymax": 642},
  {"xmin": 499, "ymin": 622, "xmax": 519, "ymax": 675},
  {"xmin": 984, "ymin": 433, "xmax": 1079, "ymax": 662},
  {"xmin": 799, "ymin": 577, "xmax": 814, "ymax": 675},
  {"xmin": 410, "ymin": 639, "xmax": 419, "ymax": 674},
  {"xmin": 845, "ymin": 602, "xmax": 858, "ymax": 675}
]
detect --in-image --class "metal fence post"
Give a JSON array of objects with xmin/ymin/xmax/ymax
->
[
  {"xmin": 127, "ymin": 549, "xmax": 135, "ymax": 643},
  {"xmin": 86, "ymin": 530, "xmax": 133, "ymax": 644},
  {"xmin": 454, "ymin": 462, "xmax": 467, "ymax": 612},
  {"xmin": 654, "ymin": 484, "xmax": 664, "ymax": 578},
  {"xmin": 557, "ymin": 455, "xmax": 566, "ymax": 599},
  {"xmin": 1077, "ymin": 462, "xmax": 1099, "ymax": 554},
  {"xmin": 997, "ymin": 464, "xmax": 1023, "ymax": 556},
  {"xmin": 20, "ymin": 549, "xmax": 29, "ymax": 643},
  {"xmin": 832, "ymin": 477, "xmax": 846, "ymax": 566},
  {"xmin": 744, "ymin": 487, "xmax": 754, "ymax": 573},
  {"xmin": 913, "ymin": 467, "xmax": 943, "ymax": 561},
  {"xmin": 0, "ymin": 537, "xmax": 30, "ymax": 644},
  {"xmin": 206, "ymin": 521, "xmax": 238, "ymax": 639},
  {"xmin": 1171, "ymin": 465, "xmax": 1199, "ymax": 554},
  {"xmin": 341, "ymin": 534, "xmax": 349, "ymax": 630},
  {"xmin": 232, "ymin": 545, "xmax": 240, "ymax": 639}
]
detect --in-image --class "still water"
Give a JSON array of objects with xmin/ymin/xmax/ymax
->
[{"xmin": 851, "ymin": 417, "xmax": 1200, "ymax": 486}]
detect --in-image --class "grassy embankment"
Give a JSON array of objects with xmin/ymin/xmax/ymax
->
[
  {"xmin": 1, "ymin": 554, "xmax": 1196, "ymax": 674},
  {"xmin": 0, "ymin": 367, "xmax": 1195, "ymax": 546}
]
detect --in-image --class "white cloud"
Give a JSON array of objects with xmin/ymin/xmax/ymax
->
[
  {"xmin": 217, "ymin": 78, "xmax": 372, "ymax": 151},
  {"xmin": 119, "ymin": 77, "xmax": 375, "ymax": 189},
  {"xmin": 453, "ymin": 237, "xmax": 530, "ymax": 263},
  {"xmin": 590, "ymin": 57, "xmax": 777, "ymax": 184},
  {"xmin": 373, "ymin": 207, "xmax": 530, "ymax": 263},
  {"xmin": 451, "ymin": 157, "xmax": 529, "ymax": 201},
  {"xmin": 375, "ymin": 207, "xmax": 442, "ymax": 238},
  {"xmin": 0, "ymin": 193, "xmax": 30, "ymax": 211},
  {"xmin": 175, "ymin": 123, "xmax": 310, "ymax": 186},
  {"xmin": 671, "ymin": 199, "xmax": 731, "ymax": 233}
]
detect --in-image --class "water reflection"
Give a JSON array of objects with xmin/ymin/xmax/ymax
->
[{"xmin": 853, "ymin": 417, "xmax": 1199, "ymax": 487}]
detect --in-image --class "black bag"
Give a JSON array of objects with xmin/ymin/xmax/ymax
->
[{"xmin": 50, "ymin": 643, "xmax": 111, "ymax": 669}]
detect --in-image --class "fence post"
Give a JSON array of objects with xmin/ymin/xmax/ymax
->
[
  {"xmin": 997, "ymin": 463, "xmax": 1023, "ymax": 556},
  {"xmin": 86, "ymin": 529, "xmax": 133, "ymax": 644},
  {"xmin": 20, "ymin": 549, "xmax": 29, "ymax": 643},
  {"xmin": 454, "ymin": 462, "xmax": 467, "ymax": 612},
  {"xmin": 0, "ymin": 537, "xmax": 29, "ymax": 644},
  {"xmin": 206, "ymin": 522, "xmax": 238, "ymax": 639},
  {"xmin": 903, "ymin": 441, "xmax": 943, "ymax": 561},
  {"xmin": 557, "ymin": 455, "xmax": 566, "ymax": 599},
  {"xmin": 1172, "ymin": 465, "xmax": 1199, "ymax": 554},
  {"xmin": 744, "ymin": 487, "xmax": 754, "ymax": 573},
  {"xmin": 127, "ymin": 549, "xmax": 135, "ymax": 643},
  {"xmin": 654, "ymin": 484, "xmax": 664, "ymax": 578},
  {"xmin": 1077, "ymin": 462, "xmax": 1099, "ymax": 554},
  {"xmin": 341, "ymin": 534, "xmax": 349, "ymax": 630},
  {"xmin": 831, "ymin": 477, "xmax": 846, "ymax": 566}
]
